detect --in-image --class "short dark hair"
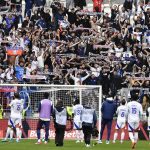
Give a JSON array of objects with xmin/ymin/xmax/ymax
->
[
  {"xmin": 44, "ymin": 92, "xmax": 49, "ymax": 99},
  {"xmin": 56, "ymin": 100, "xmax": 63, "ymax": 107},
  {"xmin": 131, "ymin": 93, "xmax": 139, "ymax": 101},
  {"xmin": 121, "ymin": 99, "xmax": 126, "ymax": 105},
  {"xmin": 74, "ymin": 98, "xmax": 79, "ymax": 105},
  {"xmin": 14, "ymin": 92, "xmax": 20, "ymax": 99},
  {"xmin": 107, "ymin": 91, "xmax": 114, "ymax": 98}
]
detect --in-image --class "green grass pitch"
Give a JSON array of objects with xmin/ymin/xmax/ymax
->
[{"xmin": 0, "ymin": 140, "xmax": 149, "ymax": 150}]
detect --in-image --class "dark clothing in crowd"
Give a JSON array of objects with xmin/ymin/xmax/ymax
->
[
  {"xmin": 25, "ymin": 0, "xmax": 34, "ymax": 17},
  {"xmin": 34, "ymin": 0, "xmax": 46, "ymax": 7},
  {"xmin": 74, "ymin": 0, "xmax": 86, "ymax": 9},
  {"xmin": 124, "ymin": 0, "xmax": 133, "ymax": 10}
]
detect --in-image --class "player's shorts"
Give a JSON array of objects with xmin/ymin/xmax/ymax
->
[
  {"xmin": 73, "ymin": 121, "xmax": 82, "ymax": 130},
  {"xmin": 8, "ymin": 118, "xmax": 22, "ymax": 128},
  {"xmin": 115, "ymin": 120, "xmax": 126, "ymax": 129},
  {"xmin": 128, "ymin": 121, "xmax": 140, "ymax": 132}
]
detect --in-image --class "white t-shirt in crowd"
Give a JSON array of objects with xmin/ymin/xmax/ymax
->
[
  {"xmin": 32, "ymin": 45, "xmax": 39, "ymax": 57},
  {"xmin": 5, "ymin": 68, "xmax": 14, "ymax": 80},
  {"xmin": 90, "ymin": 66, "xmax": 101, "ymax": 77},
  {"xmin": 26, "ymin": 67, "xmax": 32, "ymax": 75},
  {"xmin": 37, "ymin": 51, "xmax": 44, "ymax": 69},
  {"xmin": 70, "ymin": 73, "xmax": 90, "ymax": 85},
  {"xmin": 31, "ymin": 60, "xmax": 38, "ymax": 70},
  {"xmin": 115, "ymin": 47, "xmax": 123, "ymax": 57}
]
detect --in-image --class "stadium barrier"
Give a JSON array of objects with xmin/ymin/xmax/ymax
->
[{"xmin": 0, "ymin": 119, "xmax": 149, "ymax": 140}]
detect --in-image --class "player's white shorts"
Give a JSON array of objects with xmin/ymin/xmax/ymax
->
[
  {"xmin": 73, "ymin": 121, "xmax": 82, "ymax": 130},
  {"xmin": 115, "ymin": 120, "xmax": 126, "ymax": 129},
  {"xmin": 128, "ymin": 121, "xmax": 140, "ymax": 132},
  {"xmin": 8, "ymin": 118, "xmax": 22, "ymax": 128}
]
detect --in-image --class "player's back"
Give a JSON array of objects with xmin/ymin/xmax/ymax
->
[
  {"xmin": 73, "ymin": 104, "xmax": 83, "ymax": 121},
  {"xmin": 147, "ymin": 107, "xmax": 150, "ymax": 115},
  {"xmin": 127, "ymin": 101, "xmax": 143, "ymax": 122},
  {"xmin": 117, "ymin": 105, "xmax": 127, "ymax": 122},
  {"xmin": 147, "ymin": 107, "xmax": 150, "ymax": 119},
  {"xmin": 147, "ymin": 107, "xmax": 150, "ymax": 131},
  {"xmin": 10, "ymin": 99, "xmax": 23, "ymax": 119}
]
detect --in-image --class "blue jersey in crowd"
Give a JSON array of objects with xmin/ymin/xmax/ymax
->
[
  {"xmin": 5, "ymin": 16, "xmax": 15, "ymax": 29},
  {"xmin": 25, "ymin": 0, "xmax": 33, "ymax": 9},
  {"xmin": 36, "ymin": 19, "xmax": 47, "ymax": 29},
  {"xmin": 15, "ymin": 66, "xmax": 24, "ymax": 81}
]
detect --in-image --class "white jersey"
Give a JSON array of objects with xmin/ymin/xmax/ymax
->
[
  {"xmin": 147, "ymin": 107, "xmax": 150, "ymax": 118},
  {"xmin": 127, "ymin": 101, "xmax": 143, "ymax": 122},
  {"xmin": 147, "ymin": 107, "xmax": 150, "ymax": 130},
  {"xmin": 116, "ymin": 105, "xmax": 127, "ymax": 122},
  {"xmin": 73, "ymin": 104, "xmax": 83, "ymax": 122},
  {"xmin": 10, "ymin": 99, "xmax": 24, "ymax": 119},
  {"xmin": 20, "ymin": 99, "xmax": 24, "ymax": 120}
]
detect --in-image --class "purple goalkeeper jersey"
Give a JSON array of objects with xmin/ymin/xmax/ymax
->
[{"xmin": 39, "ymin": 99, "xmax": 53, "ymax": 121}]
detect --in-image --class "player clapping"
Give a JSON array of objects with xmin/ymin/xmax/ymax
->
[
  {"xmin": 127, "ymin": 91, "xmax": 143, "ymax": 149},
  {"xmin": 113, "ymin": 99, "xmax": 127, "ymax": 144},
  {"xmin": 73, "ymin": 99, "xmax": 83, "ymax": 143},
  {"xmin": 2, "ymin": 93, "xmax": 23, "ymax": 142}
]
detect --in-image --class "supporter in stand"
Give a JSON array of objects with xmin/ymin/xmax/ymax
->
[{"xmin": 0, "ymin": 0, "xmax": 149, "ymax": 98}]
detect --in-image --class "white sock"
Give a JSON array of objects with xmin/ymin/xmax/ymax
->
[
  {"xmin": 5, "ymin": 127, "xmax": 11, "ymax": 140},
  {"xmin": 10, "ymin": 129, "xmax": 14, "ymax": 139},
  {"xmin": 113, "ymin": 132, "xmax": 118, "ymax": 141},
  {"xmin": 129, "ymin": 132, "xmax": 135, "ymax": 143},
  {"xmin": 41, "ymin": 129, "xmax": 45, "ymax": 139},
  {"xmin": 16, "ymin": 128, "xmax": 20, "ymax": 141},
  {"xmin": 121, "ymin": 132, "xmax": 125, "ymax": 142},
  {"xmin": 76, "ymin": 130, "xmax": 80, "ymax": 141},
  {"xmin": 19, "ymin": 129, "xmax": 22, "ymax": 139},
  {"xmin": 134, "ymin": 132, "xmax": 138, "ymax": 143}
]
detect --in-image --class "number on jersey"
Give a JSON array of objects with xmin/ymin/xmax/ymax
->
[
  {"xmin": 17, "ymin": 104, "xmax": 21, "ymax": 111},
  {"xmin": 76, "ymin": 110, "xmax": 82, "ymax": 115},
  {"xmin": 121, "ymin": 112, "xmax": 125, "ymax": 117},
  {"xmin": 132, "ymin": 108, "xmax": 137, "ymax": 114}
]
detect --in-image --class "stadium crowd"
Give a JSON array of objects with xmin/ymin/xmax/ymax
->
[{"xmin": 0, "ymin": 0, "xmax": 150, "ymax": 100}]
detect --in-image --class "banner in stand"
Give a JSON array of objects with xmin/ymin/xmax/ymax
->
[{"xmin": 6, "ymin": 46, "xmax": 23, "ymax": 56}]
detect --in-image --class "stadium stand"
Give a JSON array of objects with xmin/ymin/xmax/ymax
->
[{"xmin": 0, "ymin": 0, "xmax": 149, "ymax": 108}]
